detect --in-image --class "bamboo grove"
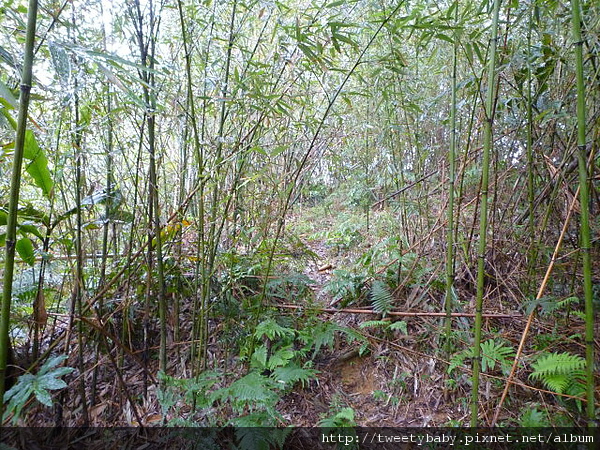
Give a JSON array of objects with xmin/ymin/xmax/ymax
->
[{"xmin": 0, "ymin": 0, "xmax": 598, "ymax": 429}]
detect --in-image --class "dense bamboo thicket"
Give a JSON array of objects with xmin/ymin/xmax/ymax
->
[{"xmin": 0, "ymin": 0, "xmax": 598, "ymax": 434}]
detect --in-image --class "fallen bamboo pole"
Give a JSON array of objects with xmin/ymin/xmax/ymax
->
[{"xmin": 276, "ymin": 304, "xmax": 518, "ymax": 319}]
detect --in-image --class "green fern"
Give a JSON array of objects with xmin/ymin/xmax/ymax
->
[
  {"xmin": 318, "ymin": 406, "xmax": 356, "ymax": 428},
  {"xmin": 303, "ymin": 321, "xmax": 337, "ymax": 358},
  {"xmin": 448, "ymin": 351, "xmax": 469, "ymax": 375},
  {"xmin": 389, "ymin": 320, "xmax": 408, "ymax": 334},
  {"xmin": 448, "ymin": 339, "xmax": 515, "ymax": 375},
  {"xmin": 234, "ymin": 426, "xmax": 291, "ymax": 450},
  {"xmin": 529, "ymin": 352, "xmax": 586, "ymax": 395},
  {"xmin": 3, "ymin": 354, "xmax": 74, "ymax": 424},
  {"xmin": 300, "ymin": 320, "xmax": 369, "ymax": 359},
  {"xmin": 480, "ymin": 340, "xmax": 515, "ymax": 373},
  {"xmin": 523, "ymin": 295, "xmax": 580, "ymax": 317},
  {"xmin": 254, "ymin": 319, "xmax": 295, "ymax": 340},
  {"xmin": 266, "ymin": 347, "xmax": 296, "ymax": 370},
  {"xmin": 359, "ymin": 320, "xmax": 389, "ymax": 329},
  {"xmin": 518, "ymin": 407, "xmax": 551, "ymax": 427},
  {"xmin": 271, "ymin": 363, "xmax": 318, "ymax": 389},
  {"xmin": 370, "ymin": 280, "xmax": 393, "ymax": 317},
  {"xmin": 324, "ymin": 270, "xmax": 365, "ymax": 306},
  {"xmin": 358, "ymin": 319, "xmax": 407, "ymax": 335},
  {"xmin": 211, "ymin": 372, "xmax": 279, "ymax": 414}
]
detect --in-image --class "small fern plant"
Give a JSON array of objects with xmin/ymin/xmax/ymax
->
[
  {"xmin": 324, "ymin": 269, "xmax": 366, "ymax": 306},
  {"xmin": 529, "ymin": 352, "xmax": 586, "ymax": 409},
  {"xmin": 318, "ymin": 406, "xmax": 358, "ymax": 449},
  {"xmin": 518, "ymin": 406, "xmax": 551, "ymax": 427},
  {"xmin": 370, "ymin": 280, "xmax": 393, "ymax": 317},
  {"xmin": 359, "ymin": 319, "xmax": 407, "ymax": 335},
  {"xmin": 318, "ymin": 406, "xmax": 356, "ymax": 427},
  {"xmin": 448, "ymin": 339, "xmax": 515, "ymax": 376}
]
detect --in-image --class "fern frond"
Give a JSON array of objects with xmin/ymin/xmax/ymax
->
[
  {"xmin": 306, "ymin": 321, "xmax": 337, "ymax": 357},
  {"xmin": 389, "ymin": 320, "xmax": 408, "ymax": 334},
  {"xmin": 251, "ymin": 345, "xmax": 269, "ymax": 370},
  {"xmin": 529, "ymin": 352, "xmax": 586, "ymax": 394},
  {"xmin": 267, "ymin": 347, "xmax": 295, "ymax": 370},
  {"xmin": 530, "ymin": 352, "xmax": 586, "ymax": 378},
  {"xmin": 480, "ymin": 340, "xmax": 515, "ymax": 372},
  {"xmin": 518, "ymin": 407, "xmax": 550, "ymax": 427},
  {"xmin": 234, "ymin": 426, "xmax": 291, "ymax": 449},
  {"xmin": 254, "ymin": 319, "xmax": 295, "ymax": 340},
  {"xmin": 212, "ymin": 372, "xmax": 278, "ymax": 411},
  {"xmin": 536, "ymin": 373, "xmax": 571, "ymax": 394},
  {"xmin": 448, "ymin": 350, "xmax": 470, "ymax": 374},
  {"xmin": 318, "ymin": 407, "xmax": 356, "ymax": 428},
  {"xmin": 370, "ymin": 280, "xmax": 393, "ymax": 317},
  {"xmin": 271, "ymin": 364, "xmax": 318, "ymax": 388},
  {"xmin": 359, "ymin": 320, "xmax": 389, "ymax": 329}
]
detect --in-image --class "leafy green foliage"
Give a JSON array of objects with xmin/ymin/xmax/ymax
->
[
  {"xmin": 3, "ymin": 355, "xmax": 74, "ymax": 424},
  {"xmin": 267, "ymin": 272, "xmax": 315, "ymax": 302},
  {"xmin": 389, "ymin": 320, "xmax": 408, "ymax": 334},
  {"xmin": 523, "ymin": 295, "xmax": 580, "ymax": 317},
  {"xmin": 271, "ymin": 363, "xmax": 317, "ymax": 389},
  {"xmin": 359, "ymin": 320, "xmax": 389, "ymax": 329},
  {"xmin": 15, "ymin": 237, "xmax": 35, "ymax": 266},
  {"xmin": 212, "ymin": 372, "xmax": 280, "ymax": 414},
  {"xmin": 518, "ymin": 407, "xmax": 550, "ymax": 427},
  {"xmin": 359, "ymin": 319, "xmax": 407, "ymax": 335},
  {"xmin": 300, "ymin": 320, "xmax": 369, "ymax": 358},
  {"xmin": 448, "ymin": 339, "xmax": 515, "ymax": 375},
  {"xmin": 356, "ymin": 236, "xmax": 404, "ymax": 278},
  {"xmin": 324, "ymin": 269, "xmax": 366, "ymax": 306},
  {"xmin": 529, "ymin": 352, "xmax": 586, "ymax": 400},
  {"xmin": 370, "ymin": 280, "xmax": 393, "ymax": 316},
  {"xmin": 23, "ymin": 131, "xmax": 54, "ymax": 198},
  {"xmin": 318, "ymin": 406, "xmax": 356, "ymax": 428},
  {"xmin": 234, "ymin": 427, "xmax": 291, "ymax": 450},
  {"xmin": 254, "ymin": 318, "xmax": 295, "ymax": 341},
  {"xmin": 317, "ymin": 217, "xmax": 364, "ymax": 254},
  {"xmin": 157, "ymin": 370, "xmax": 222, "ymax": 424},
  {"xmin": 479, "ymin": 340, "xmax": 515, "ymax": 372}
]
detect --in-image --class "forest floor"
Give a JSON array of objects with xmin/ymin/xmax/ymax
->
[
  {"xmin": 274, "ymin": 224, "xmax": 462, "ymax": 427},
  {"xmin": 9, "ymin": 200, "xmax": 596, "ymax": 429},
  {"xmin": 272, "ymin": 199, "xmax": 596, "ymax": 428}
]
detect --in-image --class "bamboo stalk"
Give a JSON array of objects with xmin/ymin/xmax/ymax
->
[
  {"xmin": 471, "ymin": 0, "xmax": 501, "ymax": 427},
  {"xmin": 444, "ymin": 0, "xmax": 459, "ymax": 354},
  {"xmin": 569, "ymin": 0, "xmax": 596, "ymax": 426},
  {"xmin": 0, "ymin": 0, "xmax": 39, "ymax": 416}
]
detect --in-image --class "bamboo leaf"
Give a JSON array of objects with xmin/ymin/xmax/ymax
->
[
  {"xmin": 0, "ymin": 79, "xmax": 18, "ymax": 109},
  {"xmin": 23, "ymin": 131, "xmax": 53, "ymax": 197},
  {"xmin": 436, "ymin": 33, "xmax": 454, "ymax": 44},
  {"xmin": 16, "ymin": 237, "xmax": 35, "ymax": 266},
  {"xmin": 18, "ymin": 223, "xmax": 44, "ymax": 240}
]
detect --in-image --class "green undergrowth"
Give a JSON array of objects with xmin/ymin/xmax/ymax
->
[{"xmin": 157, "ymin": 314, "xmax": 368, "ymax": 427}]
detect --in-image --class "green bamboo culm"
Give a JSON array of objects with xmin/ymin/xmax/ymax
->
[
  {"xmin": 569, "ymin": 0, "xmax": 596, "ymax": 427},
  {"xmin": 525, "ymin": 3, "xmax": 537, "ymax": 291},
  {"xmin": 0, "ymin": 0, "xmax": 40, "ymax": 416},
  {"xmin": 443, "ymin": 0, "xmax": 459, "ymax": 355},
  {"xmin": 470, "ymin": 0, "xmax": 501, "ymax": 427}
]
